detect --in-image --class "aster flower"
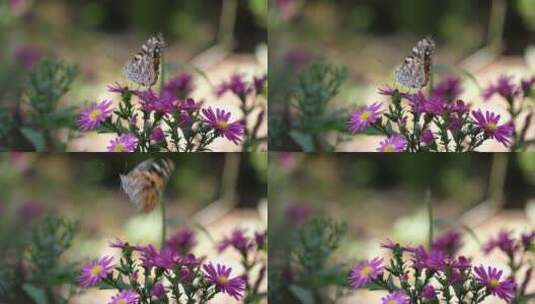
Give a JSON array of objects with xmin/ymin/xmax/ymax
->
[
  {"xmin": 78, "ymin": 100, "xmax": 113, "ymax": 131},
  {"xmin": 448, "ymin": 114, "xmax": 462, "ymax": 131},
  {"xmin": 381, "ymin": 239, "xmax": 409, "ymax": 252},
  {"xmin": 107, "ymin": 134, "xmax": 138, "ymax": 152},
  {"xmin": 255, "ymin": 230, "xmax": 267, "ymax": 249},
  {"xmin": 381, "ymin": 291, "xmax": 410, "ymax": 304},
  {"xmin": 348, "ymin": 257, "xmax": 383, "ymax": 288},
  {"xmin": 253, "ymin": 74, "xmax": 267, "ymax": 94},
  {"xmin": 348, "ymin": 102, "xmax": 383, "ymax": 133},
  {"xmin": 471, "ymin": 110, "xmax": 514, "ymax": 146},
  {"xmin": 202, "ymin": 107, "xmax": 244, "ymax": 144},
  {"xmin": 149, "ymin": 127, "xmax": 165, "ymax": 143},
  {"xmin": 203, "ymin": 263, "xmax": 246, "ymax": 300},
  {"xmin": 432, "ymin": 229, "xmax": 463, "ymax": 256},
  {"xmin": 179, "ymin": 98, "xmax": 201, "ymax": 114},
  {"xmin": 79, "ymin": 256, "xmax": 114, "ymax": 288},
  {"xmin": 521, "ymin": 231, "xmax": 535, "ymax": 249},
  {"xmin": 473, "ymin": 265, "xmax": 516, "ymax": 302},
  {"xmin": 422, "ymin": 285, "xmax": 437, "ymax": 301},
  {"xmin": 215, "ymin": 73, "xmax": 251, "ymax": 99},
  {"xmin": 164, "ymin": 227, "xmax": 197, "ymax": 255},
  {"xmin": 135, "ymin": 89, "xmax": 178, "ymax": 113},
  {"xmin": 423, "ymin": 97, "xmax": 445, "ymax": 116},
  {"xmin": 447, "ymin": 99, "xmax": 470, "ymax": 114},
  {"xmin": 420, "ymin": 129, "xmax": 434, "ymax": 145},
  {"xmin": 108, "ymin": 82, "xmax": 129, "ymax": 94},
  {"xmin": 432, "ymin": 76, "xmax": 463, "ymax": 101},
  {"xmin": 163, "ymin": 73, "xmax": 194, "ymax": 99},
  {"xmin": 407, "ymin": 246, "xmax": 445, "ymax": 271},
  {"xmin": 377, "ymin": 134, "xmax": 408, "ymax": 152},
  {"xmin": 151, "ymin": 282, "xmax": 166, "ymax": 299},
  {"xmin": 521, "ymin": 76, "xmax": 535, "ymax": 96},
  {"xmin": 483, "ymin": 75, "xmax": 519, "ymax": 101},
  {"xmin": 218, "ymin": 229, "xmax": 253, "ymax": 253},
  {"xmin": 407, "ymin": 91, "xmax": 428, "ymax": 114},
  {"xmin": 483, "ymin": 230, "xmax": 517, "ymax": 255},
  {"xmin": 108, "ymin": 289, "xmax": 139, "ymax": 304}
]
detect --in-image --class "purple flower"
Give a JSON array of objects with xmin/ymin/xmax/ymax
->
[
  {"xmin": 473, "ymin": 265, "xmax": 516, "ymax": 302},
  {"xmin": 179, "ymin": 98, "xmax": 201, "ymax": 114},
  {"xmin": 422, "ymin": 285, "xmax": 437, "ymax": 301},
  {"xmin": 348, "ymin": 102, "xmax": 383, "ymax": 133},
  {"xmin": 163, "ymin": 73, "xmax": 194, "ymax": 99},
  {"xmin": 203, "ymin": 263, "xmax": 246, "ymax": 300},
  {"xmin": 283, "ymin": 47, "xmax": 312, "ymax": 71},
  {"xmin": 348, "ymin": 257, "xmax": 383, "ymax": 288},
  {"xmin": 483, "ymin": 230, "xmax": 517, "ymax": 255},
  {"xmin": 521, "ymin": 76, "xmax": 535, "ymax": 96},
  {"xmin": 15, "ymin": 45, "xmax": 42, "ymax": 69},
  {"xmin": 107, "ymin": 134, "xmax": 138, "ymax": 152},
  {"xmin": 108, "ymin": 82, "xmax": 129, "ymax": 94},
  {"xmin": 149, "ymin": 127, "xmax": 165, "ymax": 143},
  {"xmin": 407, "ymin": 91, "xmax": 428, "ymax": 114},
  {"xmin": 78, "ymin": 100, "xmax": 113, "ymax": 132},
  {"xmin": 377, "ymin": 134, "xmax": 408, "ymax": 152},
  {"xmin": 408, "ymin": 246, "xmax": 445, "ymax": 271},
  {"xmin": 483, "ymin": 75, "xmax": 519, "ymax": 101},
  {"xmin": 202, "ymin": 107, "xmax": 244, "ymax": 144},
  {"xmin": 17, "ymin": 201, "xmax": 44, "ymax": 223},
  {"xmin": 521, "ymin": 231, "xmax": 535, "ymax": 249},
  {"xmin": 218, "ymin": 229, "xmax": 253, "ymax": 253},
  {"xmin": 432, "ymin": 76, "xmax": 463, "ymax": 101},
  {"xmin": 109, "ymin": 239, "xmax": 130, "ymax": 250},
  {"xmin": 471, "ymin": 110, "xmax": 514, "ymax": 146},
  {"xmin": 447, "ymin": 99, "xmax": 470, "ymax": 114},
  {"xmin": 253, "ymin": 74, "xmax": 267, "ymax": 94},
  {"xmin": 381, "ymin": 239, "xmax": 409, "ymax": 252},
  {"xmin": 432, "ymin": 229, "xmax": 463, "ymax": 256},
  {"xmin": 108, "ymin": 289, "xmax": 139, "ymax": 304},
  {"xmin": 215, "ymin": 73, "xmax": 251, "ymax": 99},
  {"xmin": 135, "ymin": 89, "xmax": 178, "ymax": 113},
  {"xmin": 164, "ymin": 227, "xmax": 197, "ymax": 255},
  {"xmin": 255, "ymin": 230, "xmax": 267, "ymax": 249},
  {"xmin": 420, "ymin": 129, "xmax": 434, "ymax": 145},
  {"xmin": 423, "ymin": 97, "xmax": 445, "ymax": 116},
  {"xmin": 79, "ymin": 256, "xmax": 114, "ymax": 288},
  {"xmin": 448, "ymin": 114, "xmax": 462, "ymax": 131},
  {"xmin": 381, "ymin": 291, "xmax": 410, "ymax": 304},
  {"xmin": 151, "ymin": 282, "xmax": 166, "ymax": 299},
  {"xmin": 284, "ymin": 202, "xmax": 312, "ymax": 226}
]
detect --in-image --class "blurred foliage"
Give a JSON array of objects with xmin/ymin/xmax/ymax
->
[
  {"xmin": 269, "ymin": 217, "xmax": 350, "ymax": 304},
  {"xmin": 0, "ymin": 59, "xmax": 79, "ymax": 151},
  {"xmin": 269, "ymin": 62, "xmax": 349, "ymax": 151},
  {"xmin": 0, "ymin": 216, "xmax": 80, "ymax": 304}
]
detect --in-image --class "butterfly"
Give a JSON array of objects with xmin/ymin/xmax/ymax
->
[
  {"xmin": 120, "ymin": 158, "xmax": 175, "ymax": 212},
  {"xmin": 123, "ymin": 33, "xmax": 166, "ymax": 87},
  {"xmin": 394, "ymin": 37, "xmax": 436, "ymax": 89}
]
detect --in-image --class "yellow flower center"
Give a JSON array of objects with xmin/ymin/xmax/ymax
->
[
  {"xmin": 360, "ymin": 111, "xmax": 371, "ymax": 121},
  {"xmin": 489, "ymin": 279, "xmax": 500, "ymax": 288},
  {"xmin": 387, "ymin": 300, "xmax": 397, "ymax": 304},
  {"xmin": 89, "ymin": 109, "xmax": 102, "ymax": 120},
  {"xmin": 360, "ymin": 265, "xmax": 373, "ymax": 277},
  {"xmin": 117, "ymin": 300, "xmax": 127, "ymax": 304},
  {"xmin": 113, "ymin": 143, "xmax": 126, "ymax": 152},
  {"xmin": 486, "ymin": 123, "xmax": 497, "ymax": 131},
  {"xmin": 216, "ymin": 275, "xmax": 229, "ymax": 286},
  {"xmin": 216, "ymin": 120, "xmax": 228, "ymax": 130},
  {"xmin": 90, "ymin": 265, "xmax": 103, "ymax": 276},
  {"xmin": 383, "ymin": 144, "xmax": 396, "ymax": 152}
]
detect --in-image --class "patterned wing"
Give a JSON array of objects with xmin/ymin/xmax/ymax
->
[
  {"xmin": 120, "ymin": 158, "xmax": 175, "ymax": 212},
  {"xmin": 123, "ymin": 34, "xmax": 165, "ymax": 87},
  {"xmin": 394, "ymin": 37, "xmax": 436, "ymax": 89}
]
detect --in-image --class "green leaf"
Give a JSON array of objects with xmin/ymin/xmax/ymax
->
[
  {"xmin": 288, "ymin": 285, "xmax": 315, "ymax": 304},
  {"xmin": 20, "ymin": 127, "xmax": 46, "ymax": 151},
  {"xmin": 289, "ymin": 130, "xmax": 316, "ymax": 152},
  {"xmin": 22, "ymin": 284, "xmax": 48, "ymax": 304}
]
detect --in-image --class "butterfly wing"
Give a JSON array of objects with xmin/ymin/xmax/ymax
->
[
  {"xmin": 120, "ymin": 158, "xmax": 175, "ymax": 212},
  {"xmin": 123, "ymin": 34, "xmax": 165, "ymax": 87},
  {"xmin": 394, "ymin": 37, "xmax": 436, "ymax": 89}
]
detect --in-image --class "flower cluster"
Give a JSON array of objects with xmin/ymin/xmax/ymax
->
[
  {"xmin": 79, "ymin": 227, "xmax": 267, "ymax": 303},
  {"xmin": 348, "ymin": 74, "xmax": 534, "ymax": 151},
  {"xmin": 348, "ymin": 228, "xmax": 535, "ymax": 303},
  {"xmin": 77, "ymin": 72, "xmax": 257, "ymax": 152},
  {"xmin": 214, "ymin": 73, "xmax": 267, "ymax": 150}
]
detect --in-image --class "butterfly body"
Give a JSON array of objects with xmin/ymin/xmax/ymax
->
[
  {"xmin": 123, "ymin": 34, "xmax": 165, "ymax": 87},
  {"xmin": 120, "ymin": 158, "xmax": 175, "ymax": 212},
  {"xmin": 394, "ymin": 37, "xmax": 436, "ymax": 89}
]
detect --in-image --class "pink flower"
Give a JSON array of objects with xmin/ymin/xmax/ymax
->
[
  {"xmin": 348, "ymin": 102, "xmax": 383, "ymax": 133},
  {"xmin": 377, "ymin": 134, "xmax": 408, "ymax": 152},
  {"xmin": 348, "ymin": 257, "xmax": 383, "ymax": 288},
  {"xmin": 471, "ymin": 110, "xmax": 513, "ymax": 146},
  {"xmin": 473, "ymin": 265, "xmax": 516, "ymax": 302},
  {"xmin": 79, "ymin": 256, "xmax": 114, "ymax": 288}
]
